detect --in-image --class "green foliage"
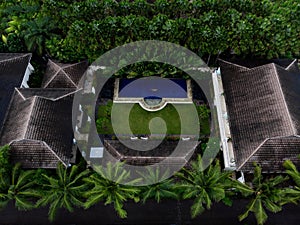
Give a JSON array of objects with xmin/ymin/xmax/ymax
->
[
  {"xmin": 197, "ymin": 105, "xmax": 210, "ymax": 136},
  {"xmin": 0, "ymin": 33, "xmax": 26, "ymax": 53},
  {"xmin": 138, "ymin": 168, "xmax": 178, "ymax": 203},
  {"xmin": 0, "ymin": 0, "xmax": 41, "ymax": 53},
  {"xmin": 22, "ymin": 17, "xmax": 56, "ymax": 55},
  {"xmin": 27, "ymin": 59, "xmax": 46, "ymax": 88},
  {"xmin": 0, "ymin": 145, "xmax": 11, "ymax": 173},
  {"xmin": 84, "ymin": 162, "xmax": 141, "ymax": 218},
  {"xmin": 175, "ymin": 155, "xmax": 232, "ymax": 218},
  {"xmin": 1, "ymin": 0, "xmax": 298, "ymax": 61},
  {"xmin": 97, "ymin": 102, "xmax": 207, "ymax": 136},
  {"xmin": 96, "ymin": 100, "xmax": 113, "ymax": 134},
  {"xmin": 231, "ymin": 163, "xmax": 289, "ymax": 225},
  {"xmin": 114, "ymin": 62, "xmax": 188, "ymax": 79},
  {"xmin": 0, "ymin": 163, "xmax": 38, "ymax": 211},
  {"xmin": 283, "ymin": 160, "xmax": 300, "ymax": 203},
  {"xmin": 35, "ymin": 163, "xmax": 90, "ymax": 222}
]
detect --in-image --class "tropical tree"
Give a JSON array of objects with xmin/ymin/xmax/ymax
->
[
  {"xmin": 138, "ymin": 167, "xmax": 178, "ymax": 203},
  {"xmin": 175, "ymin": 155, "xmax": 232, "ymax": 218},
  {"xmin": 0, "ymin": 163, "xmax": 37, "ymax": 210},
  {"xmin": 283, "ymin": 160, "xmax": 300, "ymax": 203},
  {"xmin": 22, "ymin": 16, "xmax": 55, "ymax": 55},
  {"xmin": 35, "ymin": 163, "xmax": 90, "ymax": 222},
  {"xmin": 0, "ymin": 145, "xmax": 11, "ymax": 173},
  {"xmin": 231, "ymin": 163, "xmax": 288, "ymax": 225},
  {"xmin": 84, "ymin": 162, "xmax": 140, "ymax": 218}
]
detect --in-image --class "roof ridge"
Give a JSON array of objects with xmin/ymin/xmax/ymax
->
[
  {"xmin": 60, "ymin": 60, "xmax": 88, "ymax": 69},
  {"xmin": 23, "ymin": 96, "xmax": 37, "ymax": 140},
  {"xmin": 0, "ymin": 53, "xmax": 32, "ymax": 64},
  {"xmin": 218, "ymin": 59, "xmax": 251, "ymax": 70},
  {"xmin": 41, "ymin": 141, "xmax": 68, "ymax": 167},
  {"xmin": 61, "ymin": 69, "xmax": 78, "ymax": 87},
  {"xmin": 285, "ymin": 59, "xmax": 298, "ymax": 70},
  {"xmin": 237, "ymin": 138, "xmax": 270, "ymax": 170},
  {"xmin": 52, "ymin": 89, "xmax": 79, "ymax": 100},
  {"xmin": 268, "ymin": 135, "xmax": 300, "ymax": 139},
  {"xmin": 9, "ymin": 139, "xmax": 68, "ymax": 167},
  {"xmin": 15, "ymin": 88, "xmax": 26, "ymax": 100},
  {"xmin": 32, "ymin": 89, "xmax": 79, "ymax": 101},
  {"xmin": 273, "ymin": 63, "xmax": 298, "ymax": 134},
  {"xmin": 219, "ymin": 58, "xmax": 297, "ymax": 71},
  {"xmin": 238, "ymin": 134, "xmax": 300, "ymax": 170},
  {"xmin": 43, "ymin": 60, "xmax": 65, "ymax": 88}
]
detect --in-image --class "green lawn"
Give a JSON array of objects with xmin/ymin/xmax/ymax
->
[{"xmin": 96, "ymin": 100, "xmax": 210, "ymax": 137}]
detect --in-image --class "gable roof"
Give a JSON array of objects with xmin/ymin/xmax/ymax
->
[
  {"xmin": 42, "ymin": 59, "xmax": 88, "ymax": 88},
  {"xmin": 0, "ymin": 53, "xmax": 31, "ymax": 130},
  {"xmin": 219, "ymin": 58, "xmax": 300, "ymax": 171},
  {"xmin": 0, "ymin": 88, "xmax": 78, "ymax": 168}
]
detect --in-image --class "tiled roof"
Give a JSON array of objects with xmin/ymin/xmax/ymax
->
[
  {"xmin": 241, "ymin": 136, "xmax": 300, "ymax": 171},
  {"xmin": 9, "ymin": 140, "xmax": 64, "ymax": 169},
  {"xmin": 219, "ymin": 59, "xmax": 300, "ymax": 172},
  {"xmin": 0, "ymin": 53, "xmax": 31, "ymax": 129},
  {"xmin": 102, "ymin": 139, "xmax": 197, "ymax": 166},
  {"xmin": 0, "ymin": 88, "xmax": 77, "ymax": 168},
  {"xmin": 42, "ymin": 59, "xmax": 88, "ymax": 88}
]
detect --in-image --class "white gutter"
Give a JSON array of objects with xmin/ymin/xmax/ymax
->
[
  {"xmin": 212, "ymin": 68, "xmax": 236, "ymax": 170},
  {"xmin": 21, "ymin": 63, "xmax": 34, "ymax": 88}
]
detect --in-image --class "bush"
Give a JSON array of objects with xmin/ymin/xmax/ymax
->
[{"xmin": 0, "ymin": 0, "xmax": 299, "ymax": 63}]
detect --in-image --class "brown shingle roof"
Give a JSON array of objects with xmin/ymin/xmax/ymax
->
[
  {"xmin": 219, "ymin": 59, "xmax": 300, "ymax": 172},
  {"xmin": 0, "ymin": 88, "xmax": 78, "ymax": 168},
  {"xmin": 241, "ymin": 136, "xmax": 300, "ymax": 171},
  {"xmin": 0, "ymin": 53, "xmax": 31, "ymax": 129},
  {"xmin": 9, "ymin": 140, "xmax": 64, "ymax": 169},
  {"xmin": 102, "ymin": 139, "xmax": 197, "ymax": 166},
  {"xmin": 42, "ymin": 59, "xmax": 88, "ymax": 88}
]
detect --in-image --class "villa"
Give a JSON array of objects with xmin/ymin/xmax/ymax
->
[{"xmin": 1, "ymin": 54, "xmax": 299, "ymax": 172}]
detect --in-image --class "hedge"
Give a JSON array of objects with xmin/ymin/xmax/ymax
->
[{"xmin": 0, "ymin": 0, "xmax": 299, "ymax": 63}]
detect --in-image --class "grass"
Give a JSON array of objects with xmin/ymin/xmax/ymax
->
[{"xmin": 96, "ymin": 100, "xmax": 210, "ymax": 137}]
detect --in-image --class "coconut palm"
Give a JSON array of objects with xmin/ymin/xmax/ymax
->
[
  {"xmin": 138, "ymin": 167, "xmax": 178, "ymax": 203},
  {"xmin": 283, "ymin": 160, "xmax": 300, "ymax": 203},
  {"xmin": 175, "ymin": 155, "xmax": 232, "ymax": 218},
  {"xmin": 84, "ymin": 162, "xmax": 141, "ymax": 218},
  {"xmin": 0, "ymin": 163, "xmax": 37, "ymax": 210},
  {"xmin": 232, "ymin": 163, "xmax": 288, "ymax": 225},
  {"xmin": 35, "ymin": 163, "xmax": 90, "ymax": 222}
]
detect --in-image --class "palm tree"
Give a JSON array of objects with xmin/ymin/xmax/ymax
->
[
  {"xmin": 175, "ymin": 155, "xmax": 232, "ymax": 218},
  {"xmin": 283, "ymin": 160, "xmax": 300, "ymax": 203},
  {"xmin": 35, "ymin": 163, "xmax": 90, "ymax": 222},
  {"xmin": 232, "ymin": 163, "xmax": 288, "ymax": 225},
  {"xmin": 138, "ymin": 167, "xmax": 178, "ymax": 203},
  {"xmin": 84, "ymin": 162, "xmax": 141, "ymax": 218},
  {"xmin": 0, "ymin": 163, "xmax": 37, "ymax": 210}
]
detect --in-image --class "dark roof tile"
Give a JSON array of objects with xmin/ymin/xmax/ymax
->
[
  {"xmin": 219, "ymin": 59, "xmax": 300, "ymax": 172},
  {"xmin": 42, "ymin": 59, "xmax": 88, "ymax": 88},
  {"xmin": 0, "ymin": 53, "xmax": 31, "ymax": 129},
  {"xmin": 0, "ymin": 88, "xmax": 77, "ymax": 168}
]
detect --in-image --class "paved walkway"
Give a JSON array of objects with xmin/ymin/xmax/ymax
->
[{"xmin": 0, "ymin": 199, "xmax": 299, "ymax": 225}]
